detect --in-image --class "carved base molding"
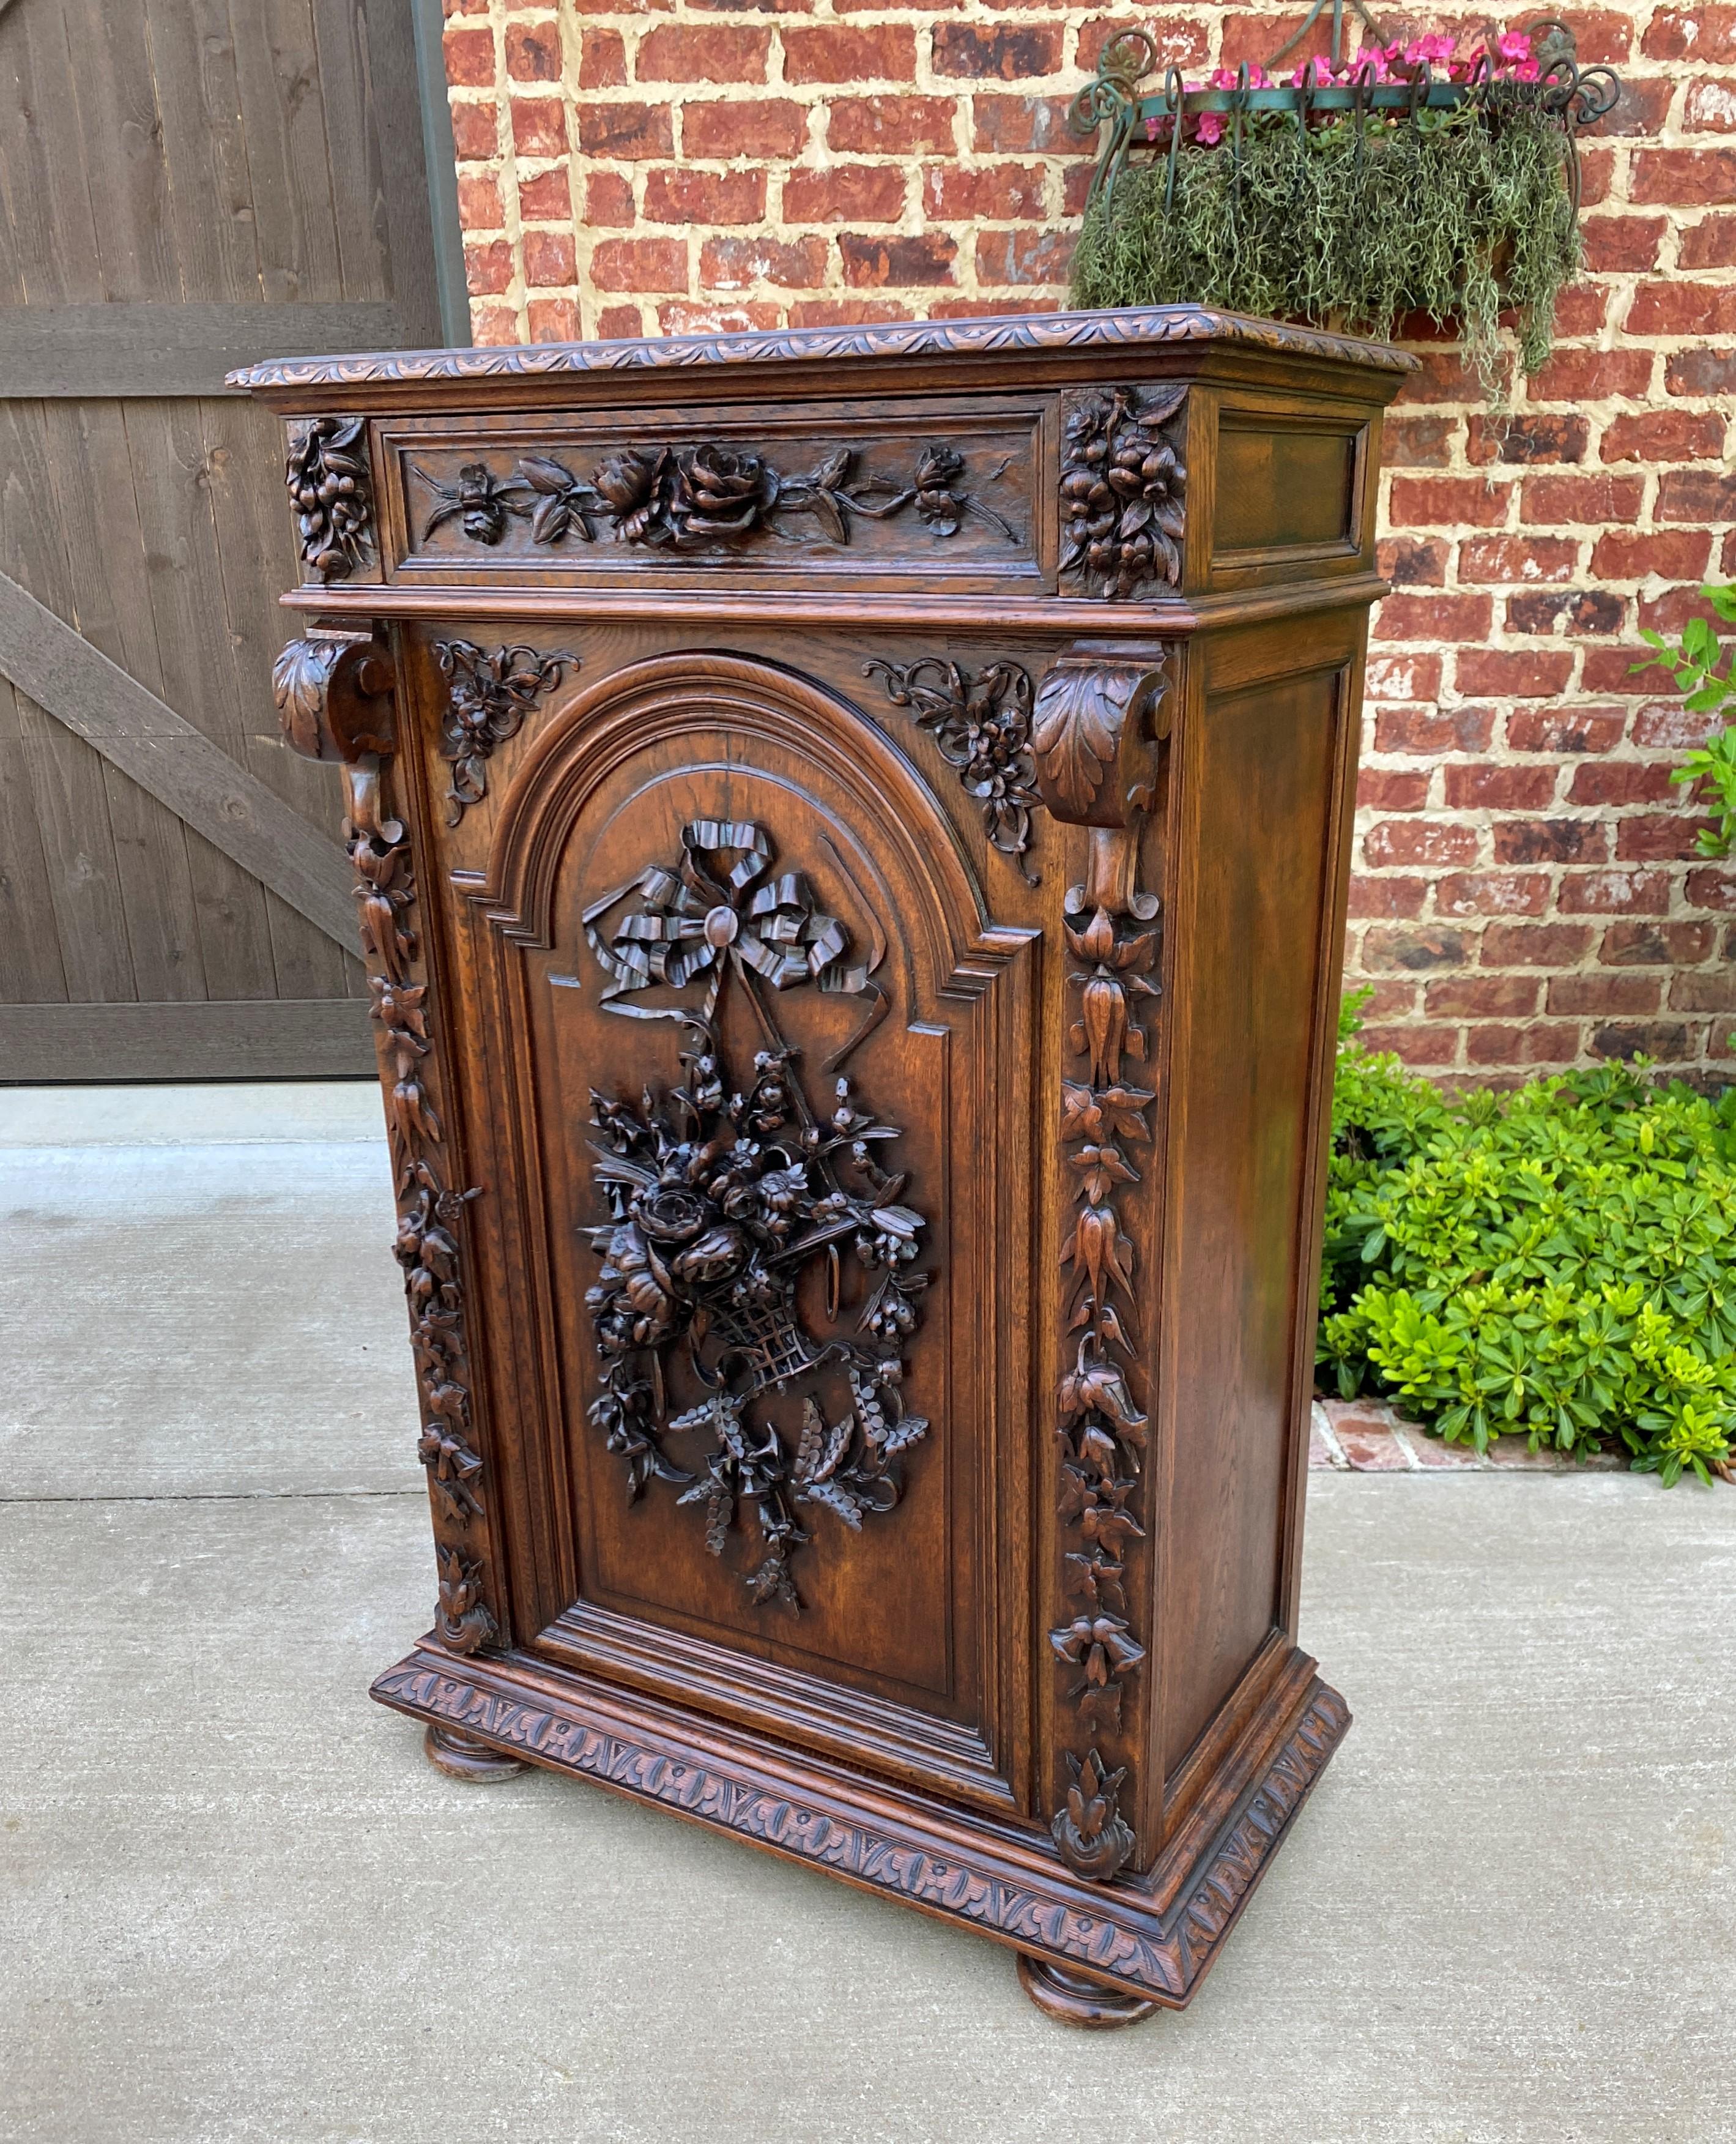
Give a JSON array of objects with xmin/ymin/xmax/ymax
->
[{"xmin": 373, "ymin": 1647, "xmax": 1349, "ymax": 2008}]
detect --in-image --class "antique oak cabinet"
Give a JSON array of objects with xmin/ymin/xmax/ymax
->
[{"xmin": 241, "ymin": 306, "xmax": 1410, "ymax": 2028}]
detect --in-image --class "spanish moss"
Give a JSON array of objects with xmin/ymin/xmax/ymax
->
[{"xmin": 1070, "ymin": 100, "xmax": 1581, "ymax": 402}]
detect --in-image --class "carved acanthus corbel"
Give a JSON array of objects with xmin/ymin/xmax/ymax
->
[
  {"xmin": 1031, "ymin": 646, "xmax": 1169, "ymax": 831},
  {"xmin": 272, "ymin": 633, "xmax": 397, "ymax": 765}
]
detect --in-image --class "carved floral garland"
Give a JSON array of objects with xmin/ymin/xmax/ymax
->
[
  {"xmin": 1048, "ymin": 847, "xmax": 1159, "ymax": 1880},
  {"xmin": 410, "ymin": 440, "xmax": 1019, "ymax": 553},
  {"xmin": 347, "ymin": 759, "xmax": 497, "ymax": 1656},
  {"xmin": 1023, "ymin": 645, "xmax": 1171, "ymax": 1886},
  {"xmin": 581, "ymin": 819, "xmax": 929, "ymax": 1613}
]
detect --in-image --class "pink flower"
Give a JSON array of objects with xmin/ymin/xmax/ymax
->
[
  {"xmin": 1498, "ymin": 30, "xmax": 1533, "ymax": 62},
  {"xmin": 1408, "ymin": 32, "xmax": 1456, "ymax": 65},
  {"xmin": 1515, "ymin": 56, "xmax": 1540, "ymax": 78},
  {"xmin": 1196, "ymin": 110, "xmax": 1226, "ymax": 145},
  {"xmin": 1209, "ymin": 61, "xmax": 1269, "ymax": 87}
]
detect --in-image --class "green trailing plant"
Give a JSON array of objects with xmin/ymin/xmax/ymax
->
[
  {"xmin": 1633, "ymin": 583, "xmax": 1736, "ymax": 858},
  {"xmin": 1073, "ymin": 96, "xmax": 1580, "ymax": 400},
  {"xmin": 1319, "ymin": 994, "xmax": 1736, "ymax": 1485}
]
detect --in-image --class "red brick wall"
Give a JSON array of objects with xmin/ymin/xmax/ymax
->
[{"xmin": 441, "ymin": 2, "xmax": 1736, "ymax": 1080}]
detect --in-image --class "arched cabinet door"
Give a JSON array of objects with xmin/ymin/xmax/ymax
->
[{"xmin": 464, "ymin": 652, "xmax": 1039, "ymax": 1815}]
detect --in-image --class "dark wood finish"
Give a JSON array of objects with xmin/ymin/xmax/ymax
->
[
  {"xmin": 245, "ymin": 305, "xmax": 1409, "ymax": 2024},
  {"xmin": 1016, "ymin": 1952, "xmax": 1162, "ymax": 2029},
  {"xmin": 0, "ymin": 0, "xmax": 458, "ymax": 1080},
  {"xmin": 423, "ymin": 1724, "xmax": 529, "ymax": 1783}
]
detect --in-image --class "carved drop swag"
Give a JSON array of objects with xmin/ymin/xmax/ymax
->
[
  {"xmin": 581, "ymin": 816, "xmax": 929, "ymax": 1614},
  {"xmin": 248, "ymin": 306, "xmax": 1410, "ymax": 2028}
]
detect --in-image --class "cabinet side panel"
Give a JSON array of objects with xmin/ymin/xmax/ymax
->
[{"xmin": 1159, "ymin": 661, "xmax": 1343, "ymax": 1781}]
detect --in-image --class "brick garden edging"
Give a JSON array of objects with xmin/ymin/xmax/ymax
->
[
  {"xmin": 1312, "ymin": 1398, "xmax": 1627, "ymax": 1470},
  {"xmin": 440, "ymin": 1, "xmax": 1735, "ymax": 1085}
]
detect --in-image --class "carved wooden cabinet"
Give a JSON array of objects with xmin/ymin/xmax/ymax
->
[{"xmin": 243, "ymin": 307, "xmax": 1411, "ymax": 2028}]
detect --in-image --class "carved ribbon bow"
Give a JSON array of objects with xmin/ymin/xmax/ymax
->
[{"xmin": 585, "ymin": 821, "xmax": 876, "ymax": 1030}]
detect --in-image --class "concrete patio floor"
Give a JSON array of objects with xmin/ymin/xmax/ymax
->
[{"xmin": 2, "ymin": 1086, "xmax": 1733, "ymax": 2144}]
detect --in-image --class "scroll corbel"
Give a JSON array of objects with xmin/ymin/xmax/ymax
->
[
  {"xmin": 1031, "ymin": 644, "xmax": 1171, "ymax": 832},
  {"xmin": 272, "ymin": 631, "xmax": 398, "ymax": 766}
]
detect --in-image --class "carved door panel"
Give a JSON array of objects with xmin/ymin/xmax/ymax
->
[{"xmin": 461, "ymin": 650, "xmax": 1039, "ymax": 1812}]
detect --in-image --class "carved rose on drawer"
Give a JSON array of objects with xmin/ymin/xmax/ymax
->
[
  {"xmin": 674, "ymin": 446, "xmax": 777, "ymax": 540},
  {"xmin": 411, "ymin": 439, "xmax": 1020, "ymax": 554}
]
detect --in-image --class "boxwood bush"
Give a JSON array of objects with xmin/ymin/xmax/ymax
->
[{"xmin": 1319, "ymin": 996, "xmax": 1736, "ymax": 1484}]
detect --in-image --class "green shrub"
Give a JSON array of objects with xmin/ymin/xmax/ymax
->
[
  {"xmin": 1319, "ymin": 995, "xmax": 1736, "ymax": 1484},
  {"xmin": 1633, "ymin": 582, "xmax": 1736, "ymax": 858}
]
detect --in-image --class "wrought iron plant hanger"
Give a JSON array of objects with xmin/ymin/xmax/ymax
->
[{"xmin": 1070, "ymin": 6, "xmax": 1621, "ymax": 213}]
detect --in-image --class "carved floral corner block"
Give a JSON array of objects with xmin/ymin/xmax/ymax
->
[
  {"xmin": 863, "ymin": 656, "xmax": 1040, "ymax": 882},
  {"xmin": 410, "ymin": 438, "xmax": 1020, "ymax": 554},
  {"xmin": 285, "ymin": 415, "xmax": 376, "ymax": 583},
  {"xmin": 581, "ymin": 817, "xmax": 929, "ymax": 1615},
  {"xmin": 1058, "ymin": 385, "xmax": 1187, "ymax": 601},
  {"xmin": 432, "ymin": 640, "xmax": 576, "ymax": 825}
]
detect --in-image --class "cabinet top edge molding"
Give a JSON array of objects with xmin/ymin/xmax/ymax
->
[{"xmin": 231, "ymin": 303, "xmax": 1417, "ymax": 404}]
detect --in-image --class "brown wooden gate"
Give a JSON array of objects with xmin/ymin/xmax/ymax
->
[{"xmin": 0, "ymin": 0, "xmax": 464, "ymax": 1079}]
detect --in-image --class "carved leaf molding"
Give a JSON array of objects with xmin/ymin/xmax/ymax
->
[{"xmin": 374, "ymin": 1659, "xmax": 1351, "ymax": 2004}]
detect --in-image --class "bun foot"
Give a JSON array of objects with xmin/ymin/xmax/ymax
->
[
  {"xmin": 1015, "ymin": 1952, "xmax": 1160, "ymax": 2029},
  {"xmin": 423, "ymin": 1723, "xmax": 529, "ymax": 1783}
]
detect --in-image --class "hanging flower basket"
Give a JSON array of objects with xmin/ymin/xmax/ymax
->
[{"xmin": 1068, "ymin": 10, "xmax": 1620, "ymax": 398}]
